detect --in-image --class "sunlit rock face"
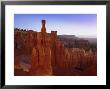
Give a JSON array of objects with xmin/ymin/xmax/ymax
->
[{"xmin": 14, "ymin": 20, "xmax": 97, "ymax": 76}]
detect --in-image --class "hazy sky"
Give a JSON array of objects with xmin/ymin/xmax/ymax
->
[{"xmin": 14, "ymin": 14, "xmax": 97, "ymax": 38}]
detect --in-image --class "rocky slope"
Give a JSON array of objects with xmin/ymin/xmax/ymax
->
[{"xmin": 14, "ymin": 20, "xmax": 97, "ymax": 76}]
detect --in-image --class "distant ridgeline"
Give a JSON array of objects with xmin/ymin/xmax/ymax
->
[
  {"xmin": 14, "ymin": 20, "xmax": 97, "ymax": 76},
  {"xmin": 58, "ymin": 35, "xmax": 97, "ymax": 52},
  {"xmin": 14, "ymin": 28, "xmax": 97, "ymax": 52}
]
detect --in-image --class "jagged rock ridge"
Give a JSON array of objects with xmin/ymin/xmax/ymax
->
[{"xmin": 14, "ymin": 20, "xmax": 97, "ymax": 76}]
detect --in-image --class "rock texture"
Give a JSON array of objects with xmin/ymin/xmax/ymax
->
[{"xmin": 14, "ymin": 20, "xmax": 97, "ymax": 76}]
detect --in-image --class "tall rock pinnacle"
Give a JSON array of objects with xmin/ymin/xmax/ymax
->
[{"xmin": 41, "ymin": 20, "xmax": 46, "ymax": 33}]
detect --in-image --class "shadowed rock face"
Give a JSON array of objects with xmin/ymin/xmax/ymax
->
[{"xmin": 14, "ymin": 20, "xmax": 97, "ymax": 76}]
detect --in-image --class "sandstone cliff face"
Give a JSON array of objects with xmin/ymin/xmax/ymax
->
[
  {"xmin": 14, "ymin": 28, "xmax": 55, "ymax": 75},
  {"xmin": 14, "ymin": 20, "xmax": 97, "ymax": 76}
]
